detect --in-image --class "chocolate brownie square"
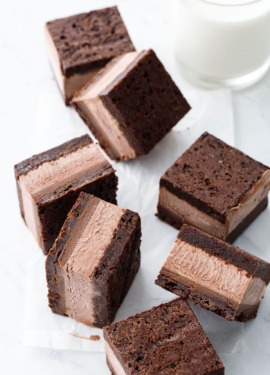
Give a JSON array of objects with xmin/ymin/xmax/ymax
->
[
  {"xmin": 104, "ymin": 298, "xmax": 224, "ymax": 374},
  {"xmin": 72, "ymin": 49, "xmax": 191, "ymax": 161},
  {"xmin": 45, "ymin": 6, "xmax": 135, "ymax": 104},
  {"xmin": 156, "ymin": 224, "xmax": 270, "ymax": 322},
  {"xmin": 46, "ymin": 192, "xmax": 141, "ymax": 327},
  {"xmin": 157, "ymin": 132, "xmax": 270, "ymax": 242},
  {"xmin": 14, "ymin": 135, "xmax": 117, "ymax": 254}
]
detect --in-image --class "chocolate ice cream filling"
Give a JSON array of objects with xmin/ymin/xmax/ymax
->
[{"xmin": 162, "ymin": 238, "xmax": 266, "ymax": 312}]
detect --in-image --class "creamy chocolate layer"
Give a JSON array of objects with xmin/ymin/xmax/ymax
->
[
  {"xmin": 159, "ymin": 169, "xmax": 270, "ymax": 239},
  {"xmin": 72, "ymin": 52, "xmax": 145, "ymax": 160},
  {"xmin": 163, "ymin": 239, "xmax": 251, "ymax": 309},
  {"xmin": 18, "ymin": 142, "xmax": 108, "ymax": 247},
  {"xmin": 56, "ymin": 196, "xmax": 124, "ymax": 326},
  {"xmin": 160, "ymin": 237, "xmax": 267, "ymax": 318},
  {"xmin": 45, "ymin": 26, "xmax": 102, "ymax": 103},
  {"xmin": 159, "ymin": 187, "xmax": 225, "ymax": 238}
]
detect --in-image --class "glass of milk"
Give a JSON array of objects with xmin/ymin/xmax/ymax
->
[{"xmin": 172, "ymin": 0, "xmax": 270, "ymax": 89}]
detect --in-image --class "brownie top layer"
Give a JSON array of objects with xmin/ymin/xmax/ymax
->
[
  {"xmin": 100, "ymin": 49, "xmax": 191, "ymax": 156},
  {"xmin": 161, "ymin": 132, "xmax": 269, "ymax": 222},
  {"xmin": 104, "ymin": 298, "xmax": 224, "ymax": 374},
  {"xmin": 179, "ymin": 224, "xmax": 270, "ymax": 283},
  {"xmin": 14, "ymin": 135, "xmax": 93, "ymax": 178},
  {"xmin": 46, "ymin": 6, "xmax": 135, "ymax": 77}
]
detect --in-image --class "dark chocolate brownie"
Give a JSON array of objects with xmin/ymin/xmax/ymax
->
[
  {"xmin": 46, "ymin": 192, "xmax": 141, "ymax": 328},
  {"xmin": 14, "ymin": 135, "xmax": 118, "ymax": 254},
  {"xmin": 104, "ymin": 298, "xmax": 224, "ymax": 374},
  {"xmin": 46, "ymin": 6, "xmax": 135, "ymax": 77},
  {"xmin": 156, "ymin": 224, "xmax": 270, "ymax": 322}
]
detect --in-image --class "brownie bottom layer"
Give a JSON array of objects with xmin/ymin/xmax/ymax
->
[
  {"xmin": 156, "ymin": 273, "xmax": 259, "ymax": 322},
  {"xmin": 226, "ymin": 197, "xmax": 268, "ymax": 243},
  {"xmin": 157, "ymin": 197, "xmax": 268, "ymax": 243}
]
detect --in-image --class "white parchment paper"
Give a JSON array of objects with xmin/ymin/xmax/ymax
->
[{"xmin": 23, "ymin": 78, "xmax": 236, "ymax": 352}]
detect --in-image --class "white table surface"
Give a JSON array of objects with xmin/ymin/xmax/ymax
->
[{"xmin": 1, "ymin": 0, "xmax": 270, "ymax": 374}]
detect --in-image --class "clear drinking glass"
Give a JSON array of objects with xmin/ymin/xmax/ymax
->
[{"xmin": 172, "ymin": 0, "xmax": 270, "ymax": 89}]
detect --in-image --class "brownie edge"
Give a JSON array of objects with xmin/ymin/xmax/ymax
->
[{"xmin": 156, "ymin": 224, "xmax": 270, "ymax": 322}]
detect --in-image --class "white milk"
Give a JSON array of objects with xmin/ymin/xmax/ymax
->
[{"xmin": 172, "ymin": 0, "xmax": 270, "ymax": 88}]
